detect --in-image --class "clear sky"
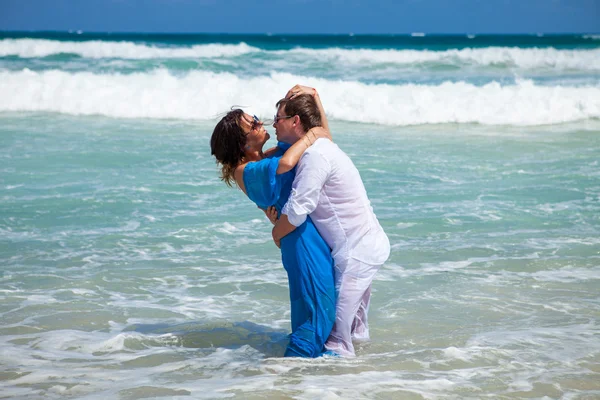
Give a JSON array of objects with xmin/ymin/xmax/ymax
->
[{"xmin": 0, "ymin": 0, "xmax": 598, "ymax": 34}]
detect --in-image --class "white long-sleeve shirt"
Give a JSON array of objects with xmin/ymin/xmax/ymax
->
[{"xmin": 282, "ymin": 139, "xmax": 390, "ymax": 266}]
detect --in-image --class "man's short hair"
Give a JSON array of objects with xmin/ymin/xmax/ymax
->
[{"xmin": 276, "ymin": 94, "xmax": 322, "ymax": 133}]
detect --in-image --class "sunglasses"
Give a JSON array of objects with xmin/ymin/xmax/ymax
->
[
  {"xmin": 273, "ymin": 114, "xmax": 294, "ymax": 123},
  {"xmin": 243, "ymin": 115, "xmax": 262, "ymax": 136},
  {"xmin": 250, "ymin": 115, "xmax": 262, "ymax": 131}
]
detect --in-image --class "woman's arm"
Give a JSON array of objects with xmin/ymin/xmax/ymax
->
[
  {"xmin": 313, "ymin": 88, "xmax": 329, "ymax": 134},
  {"xmin": 286, "ymin": 85, "xmax": 330, "ymax": 134},
  {"xmin": 276, "ymin": 127, "xmax": 330, "ymax": 174}
]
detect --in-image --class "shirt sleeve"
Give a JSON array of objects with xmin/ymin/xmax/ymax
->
[
  {"xmin": 242, "ymin": 157, "xmax": 281, "ymax": 209},
  {"xmin": 282, "ymin": 147, "xmax": 331, "ymax": 227}
]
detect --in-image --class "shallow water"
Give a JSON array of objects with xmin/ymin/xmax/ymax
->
[
  {"xmin": 2, "ymin": 31, "xmax": 600, "ymax": 399},
  {"xmin": 1, "ymin": 113, "xmax": 599, "ymax": 399}
]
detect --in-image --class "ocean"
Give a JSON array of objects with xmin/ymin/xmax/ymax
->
[{"xmin": 1, "ymin": 32, "xmax": 599, "ymax": 399}]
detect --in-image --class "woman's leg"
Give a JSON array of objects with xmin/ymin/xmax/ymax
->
[{"xmin": 282, "ymin": 220, "xmax": 336, "ymax": 357}]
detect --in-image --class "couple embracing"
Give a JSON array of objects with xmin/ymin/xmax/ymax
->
[{"xmin": 210, "ymin": 85, "xmax": 390, "ymax": 358}]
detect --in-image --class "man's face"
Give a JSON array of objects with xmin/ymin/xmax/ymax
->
[{"xmin": 273, "ymin": 105, "xmax": 297, "ymax": 144}]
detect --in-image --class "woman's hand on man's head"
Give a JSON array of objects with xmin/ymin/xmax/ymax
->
[{"xmin": 286, "ymin": 84, "xmax": 317, "ymax": 100}]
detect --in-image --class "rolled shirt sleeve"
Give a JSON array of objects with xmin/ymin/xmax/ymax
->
[{"xmin": 282, "ymin": 147, "xmax": 331, "ymax": 227}]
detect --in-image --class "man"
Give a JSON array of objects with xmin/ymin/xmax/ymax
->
[{"xmin": 272, "ymin": 89, "xmax": 390, "ymax": 357}]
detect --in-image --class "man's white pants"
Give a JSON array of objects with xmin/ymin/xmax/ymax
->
[{"xmin": 324, "ymin": 258, "xmax": 382, "ymax": 357}]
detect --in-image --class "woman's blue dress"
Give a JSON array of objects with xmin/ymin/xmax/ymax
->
[{"xmin": 243, "ymin": 145, "xmax": 336, "ymax": 358}]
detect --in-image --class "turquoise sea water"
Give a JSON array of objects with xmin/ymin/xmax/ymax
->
[{"xmin": 1, "ymin": 33, "xmax": 600, "ymax": 399}]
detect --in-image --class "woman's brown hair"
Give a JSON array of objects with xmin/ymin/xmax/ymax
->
[{"xmin": 210, "ymin": 109, "xmax": 247, "ymax": 187}]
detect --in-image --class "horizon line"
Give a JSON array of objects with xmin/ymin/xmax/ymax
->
[{"xmin": 1, "ymin": 30, "xmax": 599, "ymax": 36}]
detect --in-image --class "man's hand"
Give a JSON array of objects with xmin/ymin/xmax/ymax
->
[
  {"xmin": 272, "ymin": 232, "xmax": 281, "ymax": 248},
  {"xmin": 262, "ymin": 206, "xmax": 278, "ymax": 225},
  {"xmin": 272, "ymin": 214, "xmax": 298, "ymax": 249}
]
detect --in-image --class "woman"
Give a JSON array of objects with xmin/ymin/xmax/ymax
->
[{"xmin": 210, "ymin": 86, "xmax": 336, "ymax": 357}]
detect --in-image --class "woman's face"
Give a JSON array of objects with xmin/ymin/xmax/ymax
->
[{"xmin": 240, "ymin": 113, "xmax": 270, "ymax": 148}]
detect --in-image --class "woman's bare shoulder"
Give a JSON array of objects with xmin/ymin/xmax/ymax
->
[{"xmin": 234, "ymin": 163, "xmax": 248, "ymax": 194}]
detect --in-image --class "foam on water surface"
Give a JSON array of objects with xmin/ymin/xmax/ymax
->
[
  {"xmin": 1, "ymin": 69, "xmax": 599, "ymax": 125},
  {"xmin": 2, "ymin": 38, "xmax": 599, "ymax": 73},
  {"xmin": 1, "ymin": 115, "xmax": 598, "ymax": 398},
  {"xmin": 1, "ymin": 32, "xmax": 600, "ymax": 399}
]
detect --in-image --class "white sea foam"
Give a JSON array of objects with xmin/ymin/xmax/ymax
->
[
  {"xmin": 283, "ymin": 46, "xmax": 600, "ymax": 70},
  {"xmin": 528, "ymin": 266, "xmax": 600, "ymax": 283},
  {"xmin": 396, "ymin": 222, "xmax": 417, "ymax": 229},
  {"xmin": 2, "ymin": 39, "xmax": 599, "ymax": 71},
  {"xmin": 0, "ymin": 39, "xmax": 258, "ymax": 58},
  {"xmin": 440, "ymin": 346, "xmax": 485, "ymax": 363},
  {"xmin": 2, "ymin": 69, "xmax": 600, "ymax": 126}
]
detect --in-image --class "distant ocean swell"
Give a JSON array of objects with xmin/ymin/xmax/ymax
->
[
  {"xmin": 2, "ymin": 39, "xmax": 599, "ymax": 71},
  {"xmin": 1, "ymin": 69, "xmax": 599, "ymax": 125},
  {"xmin": 1, "ymin": 36, "xmax": 599, "ymax": 126}
]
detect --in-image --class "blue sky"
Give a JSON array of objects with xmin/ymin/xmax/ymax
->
[{"xmin": 0, "ymin": 0, "xmax": 598, "ymax": 34}]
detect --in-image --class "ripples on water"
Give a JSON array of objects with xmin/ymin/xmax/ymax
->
[
  {"xmin": 1, "ymin": 30, "xmax": 599, "ymax": 399},
  {"xmin": 1, "ymin": 114, "xmax": 599, "ymax": 399}
]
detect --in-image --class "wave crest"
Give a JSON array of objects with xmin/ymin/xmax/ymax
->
[
  {"xmin": 0, "ymin": 39, "xmax": 258, "ymax": 59},
  {"xmin": 1, "ymin": 69, "xmax": 599, "ymax": 126},
  {"xmin": 1, "ymin": 39, "xmax": 599, "ymax": 71},
  {"xmin": 282, "ymin": 46, "xmax": 600, "ymax": 71}
]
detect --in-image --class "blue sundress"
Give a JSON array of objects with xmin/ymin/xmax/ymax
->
[{"xmin": 243, "ymin": 144, "xmax": 336, "ymax": 357}]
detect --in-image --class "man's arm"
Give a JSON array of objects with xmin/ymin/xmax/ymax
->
[
  {"xmin": 272, "ymin": 214, "xmax": 297, "ymax": 248},
  {"xmin": 272, "ymin": 149, "xmax": 331, "ymax": 246},
  {"xmin": 263, "ymin": 146, "xmax": 280, "ymax": 158}
]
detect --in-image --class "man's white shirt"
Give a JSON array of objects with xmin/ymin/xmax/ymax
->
[{"xmin": 282, "ymin": 138, "xmax": 390, "ymax": 266}]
